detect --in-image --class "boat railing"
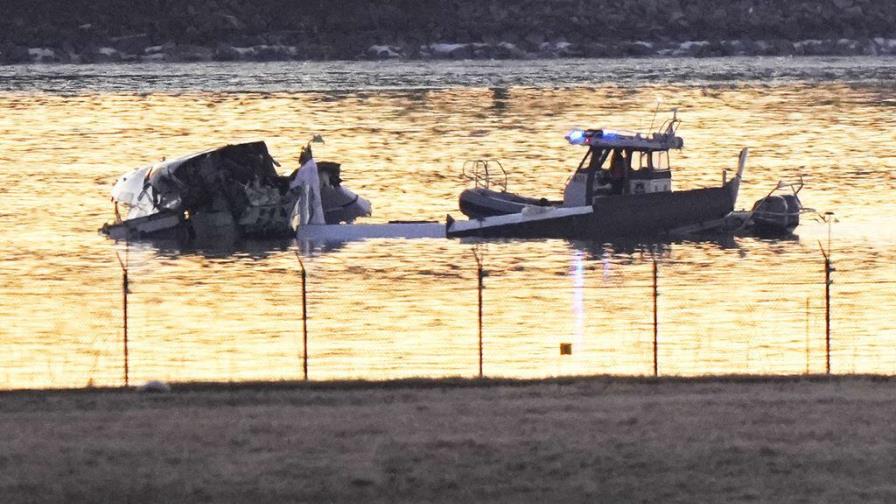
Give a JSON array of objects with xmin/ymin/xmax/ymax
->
[
  {"xmin": 463, "ymin": 159, "xmax": 508, "ymax": 192},
  {"xmin": 657, "ymin": 117, "xmax": 681, "ymax": 136},
  {"xmin": 773, "ymin": 177, "xmax": 804, "ymax": 195},
  {"xmin": 654, "ymin": 107, "xmax": 681, "ymax": 136},
  {"xmin": 772, "ymin": 176, "xmax": 814, "ymax": 212}
]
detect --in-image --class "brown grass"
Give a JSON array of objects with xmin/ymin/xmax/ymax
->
[{"xmin": 2, "ymin": 375, "xmax": 896, "ymax": 503}]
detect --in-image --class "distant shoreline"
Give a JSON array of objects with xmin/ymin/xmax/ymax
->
[
  {"xmin": 3, "ymin": 0, "xmax": 895, "ymax": 64},
  {"xmin": 3, "ymin": 375, "xmax": 894, "ymax": 502},
  {"xmin": 6, "ymin": 37, "xmax": 896, "ymax": 65}
]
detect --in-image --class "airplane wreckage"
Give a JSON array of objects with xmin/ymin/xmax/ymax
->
[{"xmin": 101, "ymin": 139, "xmax": 371, "ymax": 241}]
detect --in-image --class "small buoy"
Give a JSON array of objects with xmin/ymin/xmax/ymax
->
[
  {"xmin": 137, "ymin": 380, "xmax": 171, "ymax": 393},
  {"xmin": 560, "ymin": 343, "xmax": 572, "ymax": 355}
]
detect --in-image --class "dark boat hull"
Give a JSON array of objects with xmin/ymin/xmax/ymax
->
[{"xmin": 447, "ymin": 182, "xmax": 737, "ymax": 240}]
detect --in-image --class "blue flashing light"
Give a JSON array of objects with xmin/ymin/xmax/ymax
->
[{"xmin": 565, "ymin": 128, "xmax": 587, "ymax": 145}]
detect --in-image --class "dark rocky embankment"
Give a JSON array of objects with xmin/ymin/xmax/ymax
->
[{"xmin": 2, "ymin": 0, "xmax": 895, "ymax": 64}]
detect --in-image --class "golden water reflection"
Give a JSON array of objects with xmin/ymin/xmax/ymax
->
[{"xmin": 1, "ymin": 83, "xmax": 895, "ymax": 389}]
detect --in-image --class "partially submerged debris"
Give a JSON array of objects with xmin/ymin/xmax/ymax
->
[{"xmin": 101, "ymin": 140, "xmax": 371, "ymax": 242}]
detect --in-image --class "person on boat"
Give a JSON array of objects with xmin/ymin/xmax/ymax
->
[{"xmin": 609, "ymin": 149, "xmax": 627, "ymax": 194}]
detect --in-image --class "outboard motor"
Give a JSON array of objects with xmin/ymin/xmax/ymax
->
[{"xmin": 751, "ymin": 193, "xmax": 801, "ymax": 235}]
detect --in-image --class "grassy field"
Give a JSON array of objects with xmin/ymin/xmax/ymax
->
[{"xmin": 2, "ymin": 376, "xmax": 896, "ymax": 503}]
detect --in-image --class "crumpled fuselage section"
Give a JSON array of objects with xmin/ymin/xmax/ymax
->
[{"xmin": 104, "ymin": 141, "xmax": 370, "ymax": 242}]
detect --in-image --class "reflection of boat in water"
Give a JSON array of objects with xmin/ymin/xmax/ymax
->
[
  {"xmin": 101, "ymin": 139, "xmax": 371, "ymax": 242},
  {"xmin": 449, "ymin": 112, "xmax": 807, "ymax": 240},
  {"xmin": 449, "ymin": 112, "xmax": 749, "ymax": 239}
]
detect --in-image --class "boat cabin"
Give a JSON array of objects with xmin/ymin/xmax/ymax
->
[{"xmin": 561, "ymin": 124, "xmax": 683, "ymax": 207}]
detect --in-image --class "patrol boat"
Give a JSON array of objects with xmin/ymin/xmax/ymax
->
[{"xmin": 448, "ymin": 113, "xmax": 749, "ymax": 239}]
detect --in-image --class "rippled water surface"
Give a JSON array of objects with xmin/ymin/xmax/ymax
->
[{"xmin": 1, "ymin": 57, "xmax": 895, "ymax": 389}]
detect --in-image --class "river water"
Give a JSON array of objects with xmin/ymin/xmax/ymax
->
[{"xmin": 1, "ymin": 57, "xmax": 895, "ymax": 389}]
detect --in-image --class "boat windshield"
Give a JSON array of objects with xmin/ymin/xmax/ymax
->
[
  {"xmin": 578, "ymin": 147, "xmax": 671, "ymax": 172},
  {"xmin": 635, "ymin": 150, "xmax": 671, "ymax": 171}
]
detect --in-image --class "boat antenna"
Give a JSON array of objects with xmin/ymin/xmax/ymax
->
[{"xmin": 648, "ymin": 98, "xmax": 662, "ymax": 133}]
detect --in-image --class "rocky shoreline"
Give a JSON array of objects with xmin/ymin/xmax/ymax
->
[
  {"xmin": 3, "ymin": 0, "xmax": 895, "ymax": 64},
  {"xmin": 10, "ymin": 37, "xmax": 896, "ymax": 65}
]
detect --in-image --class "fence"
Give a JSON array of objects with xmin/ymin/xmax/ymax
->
[{"xmin": 4, "ymin": 237, "xmax": 896, "ymax": 390}]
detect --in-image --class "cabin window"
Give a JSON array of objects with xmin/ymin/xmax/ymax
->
[
  {"xmin": 633, "ymin": 151, "xmax": 671, "ymax": 171},
  {"xmin": 636, "ymin": 152, "xmax": 649, "ymax": 170},
  {"xmin": 655, "ymin": 151, "xmax": 670, "ymax": 171},
  {"xmin": 579, "ymin": 148, "xmax": 609, "ymax": 172}
]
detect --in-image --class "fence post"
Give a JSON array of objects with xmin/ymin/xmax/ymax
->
[
  {"xmin": 653, "ymin": 258, "xmax": 658, "ymax": 377},
  {"xmin": 824, "ymin": 252, "xmax": 833, "ymax": 375},
  {"xmin": 805, "ymin": 297, "xmax": 810, "ymax": 375},
  {"xmin": 115, "ymin": 242, "xmax": 129, "ymax": 388},
  {"xmin": 295, "ymin": 252, "xmax": 308, "ymax": 381},
  {"xmin": 473, "ymin": 248, "xmax": 484, "ymax": 379},
  {"xmin": 820, "ymin": 211, "xmax": 835, "ymax": 375}
]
